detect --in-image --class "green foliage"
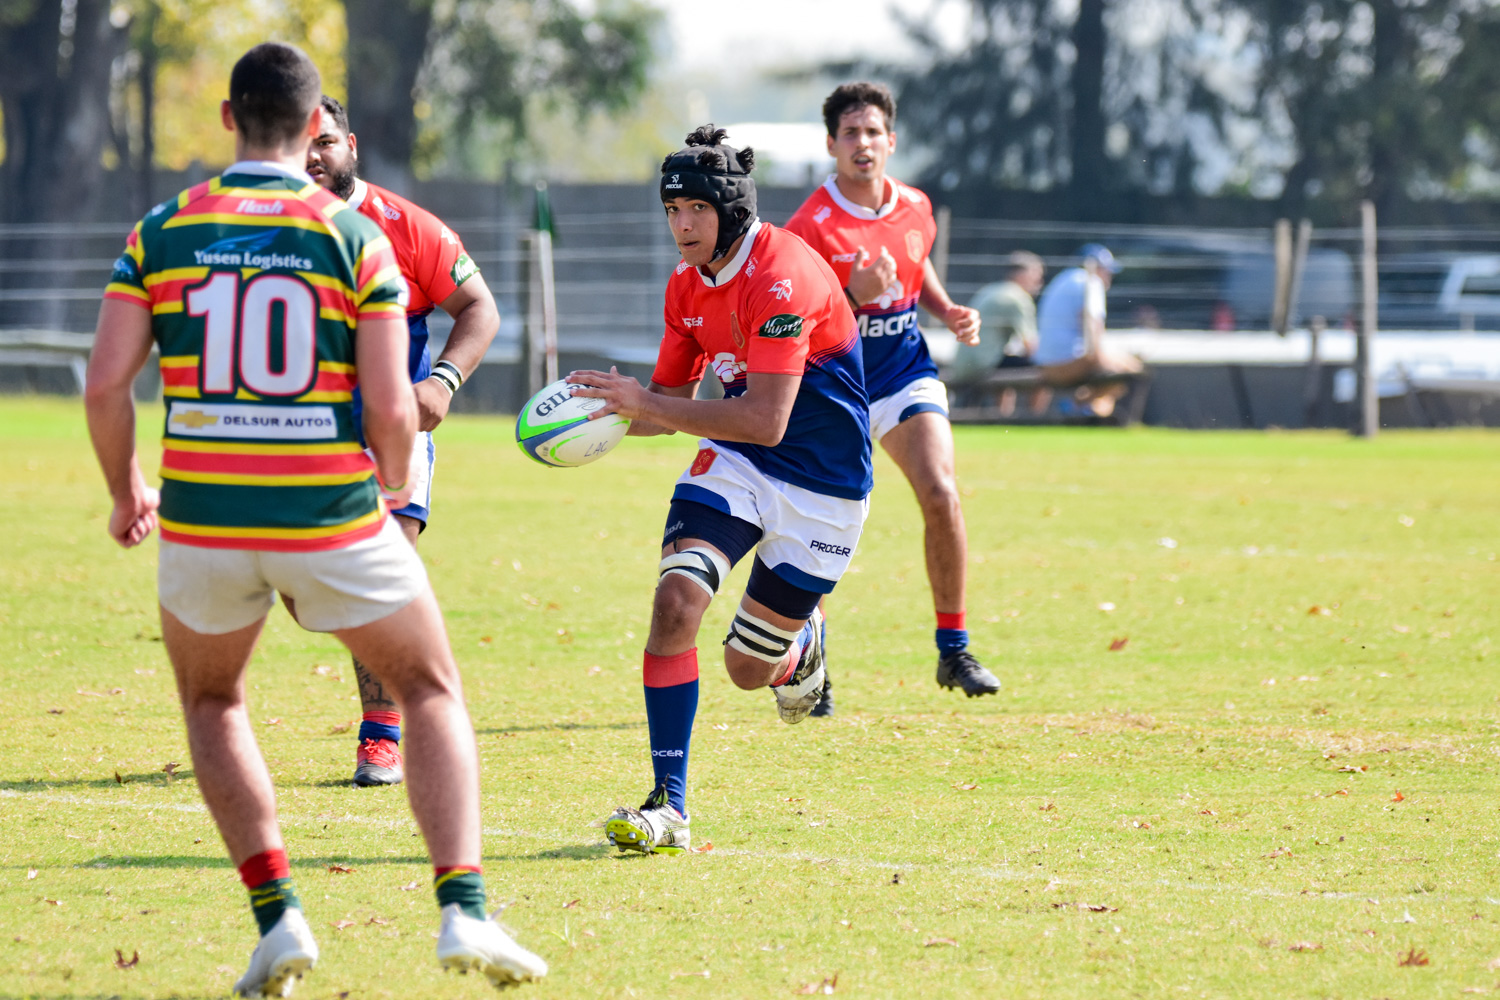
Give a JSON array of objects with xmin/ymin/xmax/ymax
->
[
  {"xmin": 413, "ymin": 0, "xmax": 661, "ymax": 178},
  {"xmin": 7, "ymin": 397, "xmax": 1500, "ymax": 997}
]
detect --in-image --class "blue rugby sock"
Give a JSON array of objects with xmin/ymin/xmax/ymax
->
[
  {"xmin": 936, "ymin": 611, "xmax": 969, "ymax": 657},
  {"xmin": 359, "ymin": 710, "xmax": 401, "ymax": 744},
  {"xmin": 642, "ymin": 648, "xmax": 698, "ymax": 816}
]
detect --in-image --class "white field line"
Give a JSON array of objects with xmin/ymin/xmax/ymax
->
[{"xmin": 3, "ymin": 788, "xmax": 1486, "ymax": 907}]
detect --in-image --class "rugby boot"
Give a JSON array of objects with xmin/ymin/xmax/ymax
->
[
  {"xmin": 773, "ymin": 607, "xmax": 826, "ymax": 725},
  {"xmin": 605, "ymin": 784, "xmax": 691, "ymax": 855},
  {"xmin": 936, "ymin": 649, "xmax": 1002, "ymax": 698},
  {"xmin": 233, "ymin": 907, "xmax": 318, "ymax": 998},
  {"xmin": 436, "ymin": 903, "xmax": 548, "ymax": 986},
  {"xmin": 352, "ymin": 737, "xmax": 404, "ymax": 787}
]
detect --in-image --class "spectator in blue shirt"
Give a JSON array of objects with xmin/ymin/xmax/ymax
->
[{"xmin": 1035, "ymin": 244, "xmax": 1142, "ymax": 417}]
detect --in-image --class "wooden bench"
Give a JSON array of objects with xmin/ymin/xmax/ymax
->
[{"xmin": 944, "ymin": 365, "xmax": 1153, "ymax": 426}]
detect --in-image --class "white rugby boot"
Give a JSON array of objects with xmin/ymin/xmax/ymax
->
[
  {"xmin": 233, "ymin": 908, "xmax": 318, "ymax": 998},
  {"xmin": 436, "ymin": 903, "xmax": 548, "ymax": 986},
  {"xmin": 605, "ymin": 784, "xmax": 691, "ymax": 855},
  {"xmin": 772, "ymin": 607, "xmax": 826, "ymax": 725}
]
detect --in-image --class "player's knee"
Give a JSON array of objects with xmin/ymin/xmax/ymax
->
[
  {"xmin": 916, "ymin": 477, "xmax": 962, "ymax": 520},
  {"xmin": 651, "ymin": 577, "xmax": 709, "ymax": 639},
  {"xmin": 723, "ymin": 651, "xmax": 774, "ymax": 690}
]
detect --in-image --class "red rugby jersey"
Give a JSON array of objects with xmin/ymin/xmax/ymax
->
[
  {"xmin": 653, "ymin": 221, "xmax": 872, "ymax": 501},
  {"xmin": 784, "ymin": 176, "xmax": 939, "ymax": 399}
]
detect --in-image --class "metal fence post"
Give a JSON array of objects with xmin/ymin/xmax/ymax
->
[{"xmin": 1354, "ymin": 200, "xmax": 1379, "ymax": 438}]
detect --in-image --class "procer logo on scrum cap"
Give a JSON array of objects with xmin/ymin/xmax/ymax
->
[{"xmin": 665, "ymin": 173, "xmax": 683, "ymax": 190}]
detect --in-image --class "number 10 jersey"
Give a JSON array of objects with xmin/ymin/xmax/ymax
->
[{"xmin": 104, "ymin": 160, "xmax": 410, "ymax": 551}]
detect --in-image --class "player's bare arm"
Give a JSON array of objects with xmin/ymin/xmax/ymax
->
[
  {"xmin": 568, "ymin": 361, "xmax": 801, "ymax": 447},
  {"xmin": 416, "ymin": 278, "xmax": 500, "ymax": 431},
  {"xmin": 846, "ymin": 245, "xmax": 899, "ymax": 306},
  {"xmin": 84, "ymin": 298, "xmax": 160, "ymax": 548},
  {"xmin": 356, "ymin": 313, "xmax": 419, "ymax": 498},
  {"xmin": 919, "ymin": 257, "xmax": 981, "ymax": 345}
]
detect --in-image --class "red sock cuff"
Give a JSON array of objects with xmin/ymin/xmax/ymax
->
[
  {"xmin": 936, "ymin": 611, "xmax": 966, "ymax": 631},
  {"xmin": 434, "ymin": 865, "xmax": 483, "ymax": 879},
  {"xmin": 238, "ymin": 849, "xmax": 291, "ymax": 888},
  {"xmin": 363, "ymin": 710, "xmax": 401, "ymax": 726},
  {"xmin": 643, "ymin": 648, "xmax": 699, "ymax": 688}
]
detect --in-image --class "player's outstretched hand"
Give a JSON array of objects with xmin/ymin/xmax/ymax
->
[
  {"xmin": 945, "ymin": 304, "xmax": 981, "ymax": 346},
  {"xmin": 108, "ymin": 487, "xmax": 160, "ymax": 549},
  {"xmin": 847, "ymin": 246, "xmax": 899, "ymax": 307},
  {"xmin": 567, "ymin": 367, "xmax": 650, "ymax": 421}
]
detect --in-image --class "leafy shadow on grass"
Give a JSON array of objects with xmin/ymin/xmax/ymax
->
[
  {"xmin": 60, "ymin": 854, "xmax": 437, "ymax": 870},
  {"xmin": 476, "ymin": 721, "xmax": 645, "ymax": 735},
  {"xmin": 0, "ymin": 773, "xmax": 193, "ymax": 792},
  {"xmin": 484, "ymin": 843, "xmax": 615, "ymax": 863}
]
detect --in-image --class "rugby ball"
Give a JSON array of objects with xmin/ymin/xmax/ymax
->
[{"xmin": 515, "ymin": 379, "xmax": 630, "ymax": 467}]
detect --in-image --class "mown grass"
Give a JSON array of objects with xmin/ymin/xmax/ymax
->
[{"xmin": 3, "ymin": 395, "xmax": 1500, "ymax": 999}]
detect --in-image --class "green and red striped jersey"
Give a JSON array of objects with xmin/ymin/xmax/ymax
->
[{"xmin": 105, "ymin": 160, "xmax": 409, "ymax": 551}]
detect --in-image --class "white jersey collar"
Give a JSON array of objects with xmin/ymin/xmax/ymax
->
[
  {"xmin": 346, "ymin": 178, "xmax": 369, "ymax": 210},
  {"xmin": 224, "ymin": 160, "xmax": 316, "ymax": 186},
  {"xmin": 698, "ymin": 219, "xmax": 763, "ymax": 287},
  {"xmin": 822, "ymin": 175, "xmax": 898, "ymax": 220}
]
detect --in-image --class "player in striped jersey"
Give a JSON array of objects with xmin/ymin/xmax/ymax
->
[
  {"xmin": 85, "ymin": 42, "xmax": 544, "ymax": 996},
  {"xmin": 786, "ymin": 82, "xmax": 1001, "ymax": 707},
  {"xmin": 306, "ymin": 95, "xmax": 501, "ymax": 788}
]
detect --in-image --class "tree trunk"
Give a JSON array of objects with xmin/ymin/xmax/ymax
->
[
  {"xmin": 1070, "ymin": 0, "xmax": 1108, "ymax": 212},
  {"xmin": 344, "ymin": 0, "xmax": 434, "ymax": 193},
  {"xmin": 1365, "ymin": 0, "xmax": 1409, "ymax": 217}
]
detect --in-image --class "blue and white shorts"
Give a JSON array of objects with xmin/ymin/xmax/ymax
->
[
  {"xmin": 868, "ymin": 375, "xmax": 949, "ymax": 441},
  {"xmin": 671, "ymin": 442, "xmax": 868, "ymax": 595},
  {"xmin": 372, "ymin": 431, "xmax": 434, "ymax": 526}
]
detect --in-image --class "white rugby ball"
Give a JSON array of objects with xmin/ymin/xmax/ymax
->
[{"xmin": 515, "ymin": 378, "xmax": 630, "ymax": 467}]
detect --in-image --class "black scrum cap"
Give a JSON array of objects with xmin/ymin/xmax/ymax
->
[{"xmin": 660, "ymin": 125, "xmax": 757, "ymax": 261}]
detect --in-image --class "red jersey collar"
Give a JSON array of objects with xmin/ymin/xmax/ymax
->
[{"xmin": 822, "ymin": 175, "xmax": 898, "ymax": 220}]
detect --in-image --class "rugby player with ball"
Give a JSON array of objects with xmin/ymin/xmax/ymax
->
[{"xmin": 567, "ymin": 126, "xmax": 872, "ymax": 855}]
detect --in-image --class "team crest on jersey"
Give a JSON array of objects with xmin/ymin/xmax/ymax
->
[
  {"xmin": 690, "ymin": 447, "xmax": 718, "ymax": 476},
  {"xmin": 769, "ymin": 279, "xmax": 793, "ymax": 301},
  {"xmin": 710, "ymin": 352, "xmax": 747, "ymax": 383},
  {"xmin": 745, "ymin": 256, "xmax": 757, "ymax": 278},
  {"xmin": 675, "ymin": 260, "xmax": 690, "ymax": 275},
  {"xmin": 813, "ymin": 206, "xmax": 832, "ymax": 224},
  {"xmin": 759, "ymin": 314, "xmax": 803, "ymax": 339},
  {"xmin": 906, "ymin": 229, "xmax": 924, "ymax": 263}
]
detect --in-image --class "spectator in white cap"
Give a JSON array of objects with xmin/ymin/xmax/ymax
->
[{"xmin": 1035, "ymin": 243, "xmax": 1143, "ymax": 417}]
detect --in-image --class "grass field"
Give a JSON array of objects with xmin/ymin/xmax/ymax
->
[{"xmin": 5, "ymin": 395, "xmax": 1500, "ymax": 999}]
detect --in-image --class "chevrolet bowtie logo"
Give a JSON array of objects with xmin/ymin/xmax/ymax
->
[{"xmin": 172, "ymin": 409, "xmax": 219, "ymax": 429}]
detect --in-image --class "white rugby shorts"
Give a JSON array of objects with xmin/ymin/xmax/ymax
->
[
  {"xmin": 672, "ymin": 442, "xmax": 869, "ymax": 594},
  {"xmin": 868, "ymin": 375, "xmax": 949, "ymax": 441},
  {"xmin": 158, "ymin": 516, "xmax": 429, "ymax": 634}
]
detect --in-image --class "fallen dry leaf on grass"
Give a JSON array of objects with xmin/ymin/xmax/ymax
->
[
  {"xmin": 953, "ymin": 783, "xmax": 979, "ymax": 791},
  {"xmin": 563, "ymin": 899, "xmax": 581, "ymax": 909},
  {"xmin": 1109, "ymin": 637, "xmax": 1129, "ymax": 652},
  {"xmin": 161, "ymin": 762, "xmax": 181, "ymax": 777},
  {"xmin": 582, "ymin": 929, "xmax": 596, "ymax": 937},
  {"xmin": 669, "ymin": 970, "xmax": 710, "ymax": 979},
  {"xmin": 1308, "ymin": 605, "xmax": 1332, "ymax": 616},
  {"xmin": 1052, "ymin": 902, "xmax": 1117, "ymax": 913},
  {"xmin": 1288, "ymin": 942, "xmax": 1323, "ymax": 952},
  {"xmin": 1392, "ymin": 790, "xmax": 1406, "ymax": 802},
  {"xmin": 26, "ymin": 870, "xmax": 37, "ymax": 880},
  {"xmin": 365, "ymin": 916, "xmax": 389, "ymax": 926},
  {"xmin": 796, "ymin": 975, "xmax": 838, "ymax": 995},
  {"xmin": 398, "ymin": 881, "xmax": 419, "ymax": 891},
  {"xmin": 329, "ymin": 720, "xmax": 354, "ymax": 735},
  {"xmin": 46, "ymin": 708, "xmax": 63, "ymax": 715},
  {"xmin": 924, "ymin": 937, "xmax": 959, "ymax": 948},
  {"xmin": 1398, "ymin": 948, "xmax": 1430, "ymax": 967},
  {"xmin": 113, "ymin": 771, "xmax": 130, "ymax": 785},
  {"xmin": 327, "ymin": 864, "xmax": 355, "ymax": 874},
  {"xmin": 42, "ymin": 899, "xmax": 61, "ymax": 906},
  {"xmin": 1337, "ymin": 765, "xmax": 1368, "ymax": 773},
  {"xmin": 692, "ymin": 842, "xmax": 714, "ymax": 853},
  {"xmin": 113, "ymin": 948, "xmax": 139, "ymax": 969},
  {"xmin": 1040, "ymin": 801, "xmax": 1057, "ymax": 812},
  {"xmin": 1266, "ymin": 847, "xmax": 1293, "ymax": 859},
  {"xmin": 331, "ymin": 920, "xmax": 355, "ymax": 930}
]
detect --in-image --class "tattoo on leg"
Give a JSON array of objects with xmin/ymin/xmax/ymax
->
[{"xmin": 353, "ymin": 657, "xmax": 395, "ymax": 709}]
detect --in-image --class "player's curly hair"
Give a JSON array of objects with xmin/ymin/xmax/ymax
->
[
  {"xmin": 669, "ymin": 124, "xmax": 755, "ymax": 175},
  {"xmin": 822, "ymin": 81, "xmax": 896, "ymax": 137}
]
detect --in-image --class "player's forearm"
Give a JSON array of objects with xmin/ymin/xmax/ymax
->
[
  {"xmin": 918, "ymin": 259, "xmax": 956, "ymax": 316},
  {"xmin": 84, "ymin": 387, "xmax": 147, "ymax": 503},
  {"xmin": 436, "ymin": 296, "xmax": 498, "ymax": 380},
  {"xmin": 638, "ymin": 392, "xmax": 789, "ymax": 447}
]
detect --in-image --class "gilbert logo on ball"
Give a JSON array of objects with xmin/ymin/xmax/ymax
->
[{"xmin": 515, "ymin": 378, "xmax": 631, "ymax": 468}]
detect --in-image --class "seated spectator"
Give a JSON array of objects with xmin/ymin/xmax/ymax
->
[
  {"xmin": 1035, "ymin": 243, "xmax": 1143, "ymax": 418},
  {"xmin": 954, "ymin": 251, "xmax": 1047, "ymax": 416}
]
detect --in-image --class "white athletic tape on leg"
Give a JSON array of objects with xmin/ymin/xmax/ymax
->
[
  {"xmin": 725, "ymin": 608, "xmax": 800, "ymax": 664},
  {"xmin": 659, "ymin": 547, "xmax": 731, "ymax": 599}
]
